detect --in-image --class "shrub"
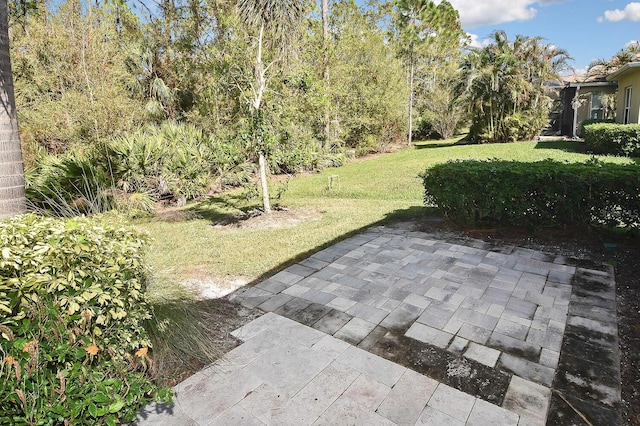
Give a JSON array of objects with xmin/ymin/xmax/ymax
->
[
  {"xmin": 422, "ymin": 159, "xmax": 640, "ymax": 229},
  {"xmin": 584, "ymin": 123, "xmax": 640, "ymax": 157},
  {"xmin": 0, "ymin": 214, "xmax": 170, "ymax": 425},
  {"xmin": 579, "ymin": 118, "xmax": 615, "ymax": 137}
]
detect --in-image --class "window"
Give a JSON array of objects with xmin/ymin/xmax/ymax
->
[
  {"xmin": 590, "ymin": 92, "xmax": 604, "ymax": 120},
  {"xmin": 624, "ymin": 86, "xmax": 632, "ymax": 124}
]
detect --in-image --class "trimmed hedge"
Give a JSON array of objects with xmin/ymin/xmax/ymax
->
[
  {"xmin": 579, "ymin": 118, "xmax": 614, "ymax": 137},
  {"xmin": 584, "ymin": 123, "xmax": 640, "ymax": 157},
  {"xmin": 0, "ymin": 214, "xmax": 170, "ymax": 425},
  {"xmin": 422, "ymin": 159, "xmax": 640, "ymax": 229}
]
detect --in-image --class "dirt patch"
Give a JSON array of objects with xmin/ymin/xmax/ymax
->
[{"xmin": 212, "ymin": 207, "xmax": 323, "ymax": 230}]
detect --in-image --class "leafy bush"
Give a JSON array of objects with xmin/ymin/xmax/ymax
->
[
  {"xmin": 422, "ymin": 159, "xmax": 640, "ymax": 229},
  {"xmin": 579, "ymin": 118, "xmax": 615, "ymax": 137},
  {"xmin": 584, "ymin": 123, "xmax": 640, "ymax": 157},
  {"xmin": 0, "ymin": 214, "xmax": 170, "ymax": 425}
]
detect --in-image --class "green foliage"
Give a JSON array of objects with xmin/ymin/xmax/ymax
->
[
  {"xmin": 583, "ymin": 123, "xmax": 640, "ymax": 157},
  {"xmin": 25, "ymin": 152, "xmax": 116, "ymax": 216},
  {"xmin": 0, "ymin": 214, "xmax": 170, "ymax": 424},
  {"xmin": 458, "ymin": 31, "xmax": 570, "ymax": 143},
  {"xmin": 580, "ymin": 118, "xmax": 615, "ymax": 136},
  {"xmin": 11, "ymin": 1, "xmax": 144, "ymax": 158},
  {"xmin": 422, "ymin": 159, "xmax": 640, "ymax": 229},
  {"xmin": 26, "ymin": 123, "xmax": 254, "ymax": 215},
  {"xmin": 329, "ymin": 0, "xmax": 407, "ymax": 151}
]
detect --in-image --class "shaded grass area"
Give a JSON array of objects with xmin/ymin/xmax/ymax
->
[{"xmin": 138, "ymin": 138, "xmax": 631, "ymax": 289}]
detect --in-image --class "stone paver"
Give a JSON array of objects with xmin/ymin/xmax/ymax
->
[
  {"xmin": 138, "ymin": 224, "xmax": 620, "ymax": 425},
  {"xmin": 137, "ymin": 313, "xmax": 523, "ymax": 426}
]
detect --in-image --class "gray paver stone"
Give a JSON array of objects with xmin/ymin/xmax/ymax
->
[
  {"xmin": 427, "ymin": 384, "xmax": 476, "ymax": 422},
  {"xmin": 488, "ymin": 332, "xmax": 541, "ymax": 361},
  {"xmin": 312, "ymin": 395, "xmax": 396, "ymax": 426},
  {"xmin": 345, "ymin": 302, "xmax": 388, "ymax": 324},
  {"xmin": 336, "ymin": 345, "xmax": 406, "ymax": 387},
  {"xmin": 466, "ymin": 399, "xmax": 519, "ymax": 426},
  {"xmin": 334, "ymin": 317, "xmax": 377, "ymax": 345},
  {"xmin": 457, "ymin": 323, "xmax": 493, "ymax": 345},
  {"xmin": 498, "ymin": 353, "xmax": 555, "ymax": 387},
  {"xmin": 463, "ymin": 342, "xmax": 501, "ymax": 368},
  {"xmin": 312, "ymin": 310, "xmax": 353, "ymax": 335},
  {"xmin": 447, "ymin": 336, "xmax": 469, "ymax": 354},
  {"xmin": 257, "ymin": 293, "xmax": 294, "ymax": 312},
  {"xmin": 405, "ymin": 322, "xmax": 454, "ymax": 349},
  {"xmin": 343, "ymin": 374, "xmax": 391, "ymax": 410},
  {"xmin": 415, "ymin": 407, "xmax": 464, "ymax": 426},
  {"xmin": 377, "ymin": 369, "xmax": 438, "ymax": 425},
  {"xmin": 502, "ymin": 376, "xmax": 550, "ymax": 426}
]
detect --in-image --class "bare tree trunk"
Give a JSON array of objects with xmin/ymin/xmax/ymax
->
[
  {"xmin": 253, "ymin": 23, "xmax": 271, "ymax": 213},
  {"xmin": 322, "ymin": 0, "xmax": 330, "ymax": 148},
  {"xmin": 258, "ymin": 152, "xmax": 270, "ymax": 213},
  {"xmin": 408, "ymin": 58, "xmax": 414, "ymax": 146},
  {"xmin": 0, "ymin": 0, "xmax": 26, "ymax": 218}
]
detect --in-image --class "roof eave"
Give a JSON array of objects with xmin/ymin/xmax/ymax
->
[{"xmin": 607, "ymin": 62, "xmax": 640, "ymax": 81}]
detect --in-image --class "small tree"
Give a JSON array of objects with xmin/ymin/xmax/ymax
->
[{"xmin": 236, "ymin": 0, "xmax": 308, "ymax": 213}]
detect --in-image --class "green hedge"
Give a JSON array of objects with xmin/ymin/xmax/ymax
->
[
  {"xmin": 584, "ymin": 123, "xmax": 640, "ymax": 157},
  {"xmin": 422, "ymin": 159, "xmax": 640, "ymax": 229},
  {"xmin": 0, "ymin": 214, "xmax": 170, "ymax": 425}
]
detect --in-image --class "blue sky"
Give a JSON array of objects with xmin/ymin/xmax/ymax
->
[{"xmin": 442, "ymin": 0, "xmax": 639, "ymax": 75}]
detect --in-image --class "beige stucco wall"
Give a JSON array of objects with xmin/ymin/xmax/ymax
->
[{"xmin": 616, "ymin": 69, "xmax": 640, "ymax": 124}]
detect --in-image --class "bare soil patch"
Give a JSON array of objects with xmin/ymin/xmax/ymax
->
[{"xmin": 211, "ymin": 206, "xmax": 323, "ymax": 230}]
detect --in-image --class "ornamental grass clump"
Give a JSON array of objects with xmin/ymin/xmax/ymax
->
[{"xmin": 0, "ymin": 213, "xmax": 170, "ymax": 425}]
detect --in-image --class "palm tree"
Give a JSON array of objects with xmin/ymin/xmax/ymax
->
[
  {"xmin": 0, "ymin": 0, "xmax": 26, "ymax": 218},
  {"xmin": 236, "ymin": 0, "xmax": 307, "ymax": 213},
  {"xmin": 459, "ymin": 31, "xmax": 569, "ymax": 142}
]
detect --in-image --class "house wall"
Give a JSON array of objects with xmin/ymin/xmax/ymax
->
[
  {"xmin": 576, "ymin": 87, "xmax": 617, "ymax": 135},
  {"xmin": 559, "ymin": 85, "xmax": 616, "ymax": 136},
  {"xmin": 616, "ymin": 69, "xmax": 640, "ymax": 124}
]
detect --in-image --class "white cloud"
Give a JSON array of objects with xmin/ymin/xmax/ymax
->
[
  {"xmin": 598, "ymin": 2, "xmax": 640, "ymax": 23},
  {"xmin": 467, "ymin": 33, "xmax": 491, "ymax": 48},
  {"xmin": 437, "ymin": 0, "xmax": 568, "ymax": 28}
]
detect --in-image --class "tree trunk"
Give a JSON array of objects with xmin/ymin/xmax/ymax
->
[
  {"xmin": 408, "ymin": 57, "xmax": 414, "ymax": 146},
  {"xmin": 0, "ymin": 0, "xmax": 26, "ymax": 219},
  {"xmin": 322, "ymin": 0, "xmax": 330, "ymax": 148},
  {"xmin": 258, "ymin": 152, "xmax": 271, "ymax": 213},
  {"xmin": 253, "ymin": 23, "xmax": 271, "ymax": 213}
]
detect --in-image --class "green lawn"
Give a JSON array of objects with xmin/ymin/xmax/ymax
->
[{"xmin": 137, "ymin": 138, "xmax": 632, "ymax": 296}]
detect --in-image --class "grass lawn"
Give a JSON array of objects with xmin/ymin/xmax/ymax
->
[{"xmin": 137, "ymin": 138, "xmax": 632, "ymax": 298}]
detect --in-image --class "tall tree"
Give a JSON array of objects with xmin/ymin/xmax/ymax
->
[
  {"xmin": 393, "ymin": 0, "xmax": 463, "ymax": 145},
  {"xmin": 0, "ymin": 0, "xmax": 26, "ymax": 218},
  {"xmin": 321, "ymin": 0, "xmax": 330, "ymax": 146},
  {"xmin": 236, "ymin": 0, "xmax": 308, "ymax": 213}
]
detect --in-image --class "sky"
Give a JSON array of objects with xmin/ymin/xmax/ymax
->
[{"xmin": 441, "ymin": 0, "xmax": 640, "ymax": 75}]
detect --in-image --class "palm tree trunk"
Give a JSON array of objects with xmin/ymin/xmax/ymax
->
[{"xmin": 0, "ymin": 0, "xmax": 26, "ymax": 218}]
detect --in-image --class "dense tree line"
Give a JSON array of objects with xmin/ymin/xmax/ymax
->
[{"xmin": 1, "ymin": 0, "xmax": 570, "ymax": 215}]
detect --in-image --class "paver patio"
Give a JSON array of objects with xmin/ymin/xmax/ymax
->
[{"xmin": 137, "ymin": 224, "xmax": 620, "ymax": 425}]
